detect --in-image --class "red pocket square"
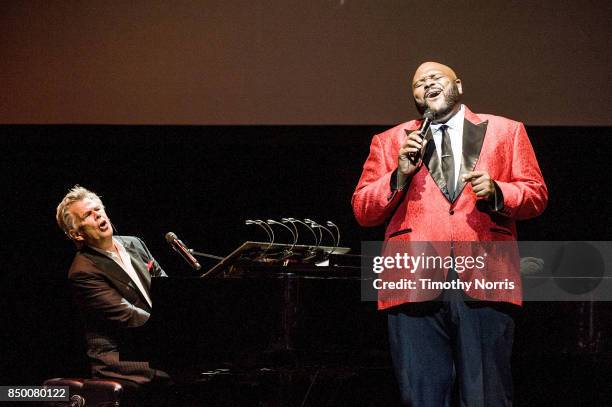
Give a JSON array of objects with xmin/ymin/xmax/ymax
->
[{"xmin": 146, "ymin": 260, "xmax": 154, "ymax": 271}]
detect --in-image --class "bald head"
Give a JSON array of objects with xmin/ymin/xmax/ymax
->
[
  {"xmin": 411, "ymin": 61, "xmax": 463, "ymax": 123},
  {"xmin": 412, "ymin": 62, "xmax": 458, "ymax": 85}
]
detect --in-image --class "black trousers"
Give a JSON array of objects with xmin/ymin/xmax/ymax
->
[{"xmin": 387, "ymin": 292, "xmax": 516, "ymax": 407}]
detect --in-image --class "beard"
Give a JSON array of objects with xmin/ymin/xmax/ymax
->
[{"xmin": 415, "ymin": 82, "xmax": 462, "ymax": 120}]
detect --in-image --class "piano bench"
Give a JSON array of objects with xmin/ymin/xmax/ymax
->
[{"xmin": 43, "ymin": 378, "xmax": 123, "ymax": 407}]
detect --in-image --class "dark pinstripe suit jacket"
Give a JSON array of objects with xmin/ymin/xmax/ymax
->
[{"xmin": 68, "ymin": 235, "xmax": 166, "ymax": 384}]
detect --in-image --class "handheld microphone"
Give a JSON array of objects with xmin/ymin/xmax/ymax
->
[
  {"xmin": 165, "ymin": 232, "xmax": 201, "ymax": 270},
  {"xmin": 418, "ymin": 109, "xmax": 435, "ymax": 140},
  {"xmin": 406, "ymin": 109, "xmax": 435, "ymax": 161}
]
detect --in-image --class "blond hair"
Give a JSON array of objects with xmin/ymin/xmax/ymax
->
[{"xmin": 56, "ymin": 185, "xmax": 105, "ymax": 238}]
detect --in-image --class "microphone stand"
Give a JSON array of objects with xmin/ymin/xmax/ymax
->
[
  {"xmin": 303, "ymin": 218, "xmax": 325, "ymax": 261},
  {"xmin": 281, "ymin": 218, "xmax": 300, "ymax": 244},
  {"xmin": 267, "ymin": 219, "xmax": 298, "ymax": 259},
  {"xmin": 246, "ymin": 219, "xmax": 275, "ymax": 258},
  {"xmin": 326, "ymin": 221, "xmax": 341, "ymax": 248},
  {"xmin": 188, "ymin": 249, "xmax": 224, "ymax": 260},
  {"xmin": 284, "ymin": 218, "xmax": 319, "ymax": 246},
  {"xmin": 309, "ymin": 221, "xmax": 338, "ymax": 256}
]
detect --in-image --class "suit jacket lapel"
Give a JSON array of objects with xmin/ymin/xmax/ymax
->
[
  {"xmin": 420, "ymin": 111, "xmax": 488, "ymax": 203},
  {"xmin": 80, "ymin": 246, "xmax": 135, "ymax": 289},
  {"xmin": 116, "ymin": 237, "xmax": 152, "ymax": 300},
  {"xmin": 81, "ymin": 240, "xmax": 151, "ymax": 305},
  {"xmin": 454, "ymin": 118, "xmax": 488, "ymax": 201}
]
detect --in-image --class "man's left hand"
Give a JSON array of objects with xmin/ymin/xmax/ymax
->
[{"xmin": 462, "ymin": 170, "xmax": 495, "ymax": 201}]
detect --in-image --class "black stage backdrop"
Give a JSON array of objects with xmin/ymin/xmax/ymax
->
[{"xmin": 1, "ymin": 125, "xmax": 611, "ymax": 404}]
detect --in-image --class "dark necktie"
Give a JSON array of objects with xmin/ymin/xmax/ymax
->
[{"xmin": 440, "ymin": 125, "xmax": 455, "ymax": 199}]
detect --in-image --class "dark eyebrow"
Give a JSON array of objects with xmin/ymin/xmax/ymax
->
[
  {"xmin": 412, "ymin": 72, "xmax": 450, "ymax": 88},
  {"xmin": 414, "ymin": 72, "xmax": 446, "ymax": 86}
]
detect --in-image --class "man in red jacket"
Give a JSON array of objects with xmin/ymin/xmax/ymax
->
[{"xmin": 352, "ymin": 62, "xmax": 547, "ymax": 406}]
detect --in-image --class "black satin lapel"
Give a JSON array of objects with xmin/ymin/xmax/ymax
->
[
  {"xmin": 81, "ymin": 247, "xmax": 135, "ymax": 288},
  {"xmin": 454, "ymin": 119, "xmax": 488, "ymax": 201},
  {"xmin": 423, "ymin": 128, "xmax": 451, "ymax": 200}
]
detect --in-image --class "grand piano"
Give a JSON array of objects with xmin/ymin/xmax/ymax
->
[
  {"xmin": 124, "ymin": 241, "xmax": 611, "ymax": 405},
  {"xmin": 126, "ymin": 242, "xmax": 397, "ymax": 406}
]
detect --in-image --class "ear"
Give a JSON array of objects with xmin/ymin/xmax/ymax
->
[
  {"xmin": 455, "ymin": 79, "xmax": 463, "ymax": 95},
  {"xmin": 69, "ymin": 229, "xmax": 85, "ymax": 242}
]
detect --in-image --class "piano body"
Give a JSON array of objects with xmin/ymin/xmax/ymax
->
[{"xmin": 126, "ymin": 242, "xmax": 396, "ymax": 406}]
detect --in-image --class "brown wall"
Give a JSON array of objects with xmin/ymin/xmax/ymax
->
[{"xmin": 1, "ymin": 1, "xmax": 610, "ymax": 125}]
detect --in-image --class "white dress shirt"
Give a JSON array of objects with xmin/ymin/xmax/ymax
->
[
  {"xmin": 430, "ymin": 104, "xmax": 465, "ymax": 189},
  {"xmin": 90, "ymin": 238, "xmax": 153, "ymax": 307}
]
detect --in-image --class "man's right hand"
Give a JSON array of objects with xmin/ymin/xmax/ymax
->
[{"xmin": 397, "ymin": 130, "xmax": 428, "ymax": 183}]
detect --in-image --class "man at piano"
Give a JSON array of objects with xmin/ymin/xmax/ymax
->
[{"xmin": 55, "ymin": 185, "xmax": 171, "ymax": 398}]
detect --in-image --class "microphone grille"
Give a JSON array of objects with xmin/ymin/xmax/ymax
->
[
  {"xmin": 423, "ymin": 109, "xmax": 435, "ymax": 121},
  {"xmin": 165, "ymin": 232, "xmax": 177, "ymax": 243}
]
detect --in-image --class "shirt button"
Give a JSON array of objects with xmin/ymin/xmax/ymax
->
[{"xmin": 449, "ymin": 210, "xmax": 455, "ymax": 215}]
